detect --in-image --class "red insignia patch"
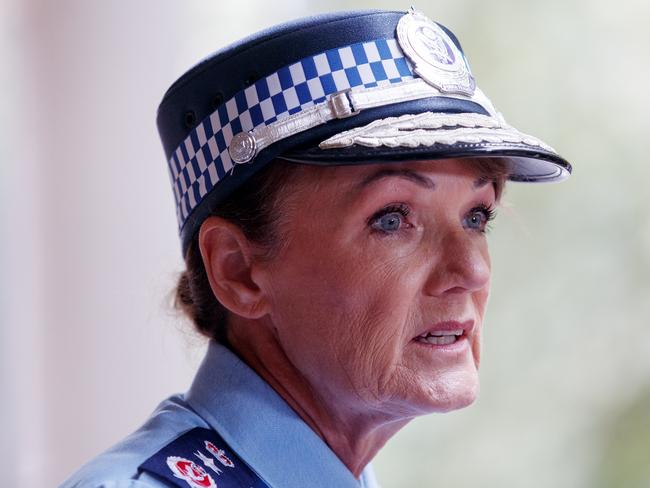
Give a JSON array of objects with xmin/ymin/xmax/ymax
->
[{"xmin": 166, "ymin": 456, "xmax": 217, "ymax": 488}]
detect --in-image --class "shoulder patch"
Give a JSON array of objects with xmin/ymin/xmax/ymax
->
[{"xmin": 139, "ymin": 427, "xmax": 270, "ymax": 488}]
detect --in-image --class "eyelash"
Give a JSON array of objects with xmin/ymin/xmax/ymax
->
[
  {"xmin": 468, "ymin": 203, "xmax": 497, "ymax": 234},
  {"xmin": 367, "ymin": 202, "xmax": 497, "ymax": 234},
  {"xmin": 367, "ymin": 203, "xmax": 411, "ymax": 235}
]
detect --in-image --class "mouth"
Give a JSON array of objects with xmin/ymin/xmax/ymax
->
[
  {"xmin": 412, "ymin": 320, "xmax": 474, "ymax": 348},
  {"xmin": 415, "ymin": 329, "xmax": 465, "ymax": 346}
]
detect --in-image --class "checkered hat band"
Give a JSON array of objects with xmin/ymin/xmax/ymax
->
[{"xmin": 168, "ymin": 37, "xmax": 415, "ymax": 231}]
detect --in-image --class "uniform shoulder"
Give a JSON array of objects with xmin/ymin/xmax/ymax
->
[{"xmin": 59, "ymin": 395, "xmax": 207, "ymax": 488}]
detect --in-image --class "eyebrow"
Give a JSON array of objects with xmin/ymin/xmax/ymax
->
[
  {"xmin": 474, "ymin": 177, "xmax": 491, "ymax": 188},
  {"xmin": 355, "ymin": 168, "xmax": 436, "ymax": 191}
]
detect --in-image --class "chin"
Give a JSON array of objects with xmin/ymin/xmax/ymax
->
[
  {"xmin": 421, "ymin": 370, "xmax": 480, "ymax": 414},
  {"xmin": 448, "ymin": 382, "xmax": 480, "ymax": 411}
]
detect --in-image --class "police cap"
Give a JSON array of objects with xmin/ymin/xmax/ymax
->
[{"xmin": 157, "ymin": 8, "xmax": 572, "ymax": 254}]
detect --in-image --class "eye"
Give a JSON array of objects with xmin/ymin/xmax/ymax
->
[
  {"xmin": 464, "ymin": 204, "xmax": 496, "ymax": 233},
  {"xmin": 368, "ymin": 204, "xmax": 411, "ymax": 234}
]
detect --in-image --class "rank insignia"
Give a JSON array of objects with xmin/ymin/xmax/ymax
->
[{"xmin": 139, "ymin": 428, "xmax": 270, "ymax": 488}]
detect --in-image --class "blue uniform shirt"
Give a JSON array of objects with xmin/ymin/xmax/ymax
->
[{"xmin": 60, "ymin": 341, "xmax": 381, "ymax": 488}]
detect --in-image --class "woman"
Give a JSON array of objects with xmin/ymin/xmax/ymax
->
[{"xmin": 61, "ymin": 8, "xmax": 571, "ymax": 488}]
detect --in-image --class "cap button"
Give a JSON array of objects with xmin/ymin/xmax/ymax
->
[{"xmin": 228, "ymin": 132, "xmax": 257, "ymax": 164}]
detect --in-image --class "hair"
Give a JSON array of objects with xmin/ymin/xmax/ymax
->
[
  {"xmin": 174, "ymin": 159, "xmax": 300, "ymax": 343},
  {"xmin": 174, "ymin": 156, "xmax": 509, "ymax": 343},
  {"xmin": 473, "ymin": 156, "xmax": 509, "ymax": 201}
]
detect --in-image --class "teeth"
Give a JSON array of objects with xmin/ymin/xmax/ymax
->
[
  {"xmin": 424, "ymin": 335, "xmax": 457, "ymax": 345},
  {"xmin": 430, "ymin": 329, "xmax": 463, "ymax": 337},
  {"xmin": 417, "ymin": 329, "xmax": 463, "ymax": 338}
]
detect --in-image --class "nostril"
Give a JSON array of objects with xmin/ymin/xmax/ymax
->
[{"xmin": 445, "ymin": 286, "xmax": 468, "ymax": 295}]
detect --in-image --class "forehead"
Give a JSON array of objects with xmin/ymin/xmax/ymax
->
[
  {"xmin": 268, "ymin": 159, "xmax": 500, "ymax": 221},
  {"xmin": 288, "ymin": 158, "xmax": 501, "ymax": 197}
]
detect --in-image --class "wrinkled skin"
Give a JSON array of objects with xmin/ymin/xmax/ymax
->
[{"xmin": 207, "ymin": 159, "xmax": 497, "ymax": 475}]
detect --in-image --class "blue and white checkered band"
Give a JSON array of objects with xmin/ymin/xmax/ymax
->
[
  {"xmin": 168, "ymin": 38, "xmax": 415, "ymax": 230},
  {"xmin": 167, "ymin": 32, "xmax": 495, "ymax": 232}
]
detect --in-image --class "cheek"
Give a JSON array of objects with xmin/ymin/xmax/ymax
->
[
  {"xmin": 333, "ymin": 289, "xmax": 415, "ymax": 394},
  {"xmin": 473, "ymin": 324, "xmax": 482, "ymax": 370},
  {"xmin": 471, "ymin": 270, "xmax": 491, "ymax": 369},
  {"xmin": 473, "ymin": 282, "xmax": 491, "ymax": 319},
  {"xmin": 268, "ymin": 242, "xmax": 422, "ymax": 397},
  {"xmin": 468, "ymin": 239, "xmax": 492, "ymax": 318}
]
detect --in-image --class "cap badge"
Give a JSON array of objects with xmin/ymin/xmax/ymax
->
[
  {"xmin": 397, "ymin": 9, "xmax": 475, "ymax": 96},
  {"xmin": 228, "ymin": 131, "xmax": 257, "ymax": 164}
]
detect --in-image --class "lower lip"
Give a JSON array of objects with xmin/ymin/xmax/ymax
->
[{"xmin": 412, "ymin": 334, "xmax": 470, "ymax": 353}]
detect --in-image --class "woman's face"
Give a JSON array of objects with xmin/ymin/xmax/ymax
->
[{"xmin": 257, "ymin": 158, "xmax": 497, "ymax": 419}]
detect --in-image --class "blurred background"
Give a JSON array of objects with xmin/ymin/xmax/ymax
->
[{"xmin": 1, "ymin": 0, "xmax": 649, "ymax": 486}]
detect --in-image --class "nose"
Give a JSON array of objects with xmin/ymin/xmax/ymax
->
[{"xmin": 422, "ymin": 228, "xmax": 491, "ymax": 296}]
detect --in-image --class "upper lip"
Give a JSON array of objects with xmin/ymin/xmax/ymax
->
[{"xmin": 413, "ymin": 320, "xmax": 475, "ymax": 339}]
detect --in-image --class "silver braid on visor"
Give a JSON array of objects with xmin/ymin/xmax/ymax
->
[{"xmin": 318, "ymin": 112, "xmax": 557, "ymax": 152}]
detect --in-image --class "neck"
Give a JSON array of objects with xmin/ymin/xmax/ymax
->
[{"xmin": 227, "ymin": 316, "xmax": 411, "ymax": 477}]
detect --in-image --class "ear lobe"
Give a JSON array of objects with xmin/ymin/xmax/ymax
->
[{"xmin": 198, "ymin": 216, "xmax": 270, "ymax": 319}]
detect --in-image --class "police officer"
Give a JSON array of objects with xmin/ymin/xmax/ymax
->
[{"xmin": 60, "ymin": 8, "xmax": 571, "ymax": 488}]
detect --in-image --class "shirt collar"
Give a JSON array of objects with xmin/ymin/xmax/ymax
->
[{"xmin": 185, "ymin": 341, "xmax": 376, "ymax": 488}]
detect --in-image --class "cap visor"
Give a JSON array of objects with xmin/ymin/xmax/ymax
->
[{"xmin": 282, "ymin": 112, "xmax": 572, "ymax": 183}]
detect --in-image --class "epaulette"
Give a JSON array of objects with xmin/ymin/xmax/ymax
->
[{"xmin": 139, "ymin": 427, "xmax": 270, "ymax": 487}]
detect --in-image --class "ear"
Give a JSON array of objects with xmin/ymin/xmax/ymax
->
[{"xmin": 198, "ymin": 216, "xmax": 270, "ymax": 319}]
